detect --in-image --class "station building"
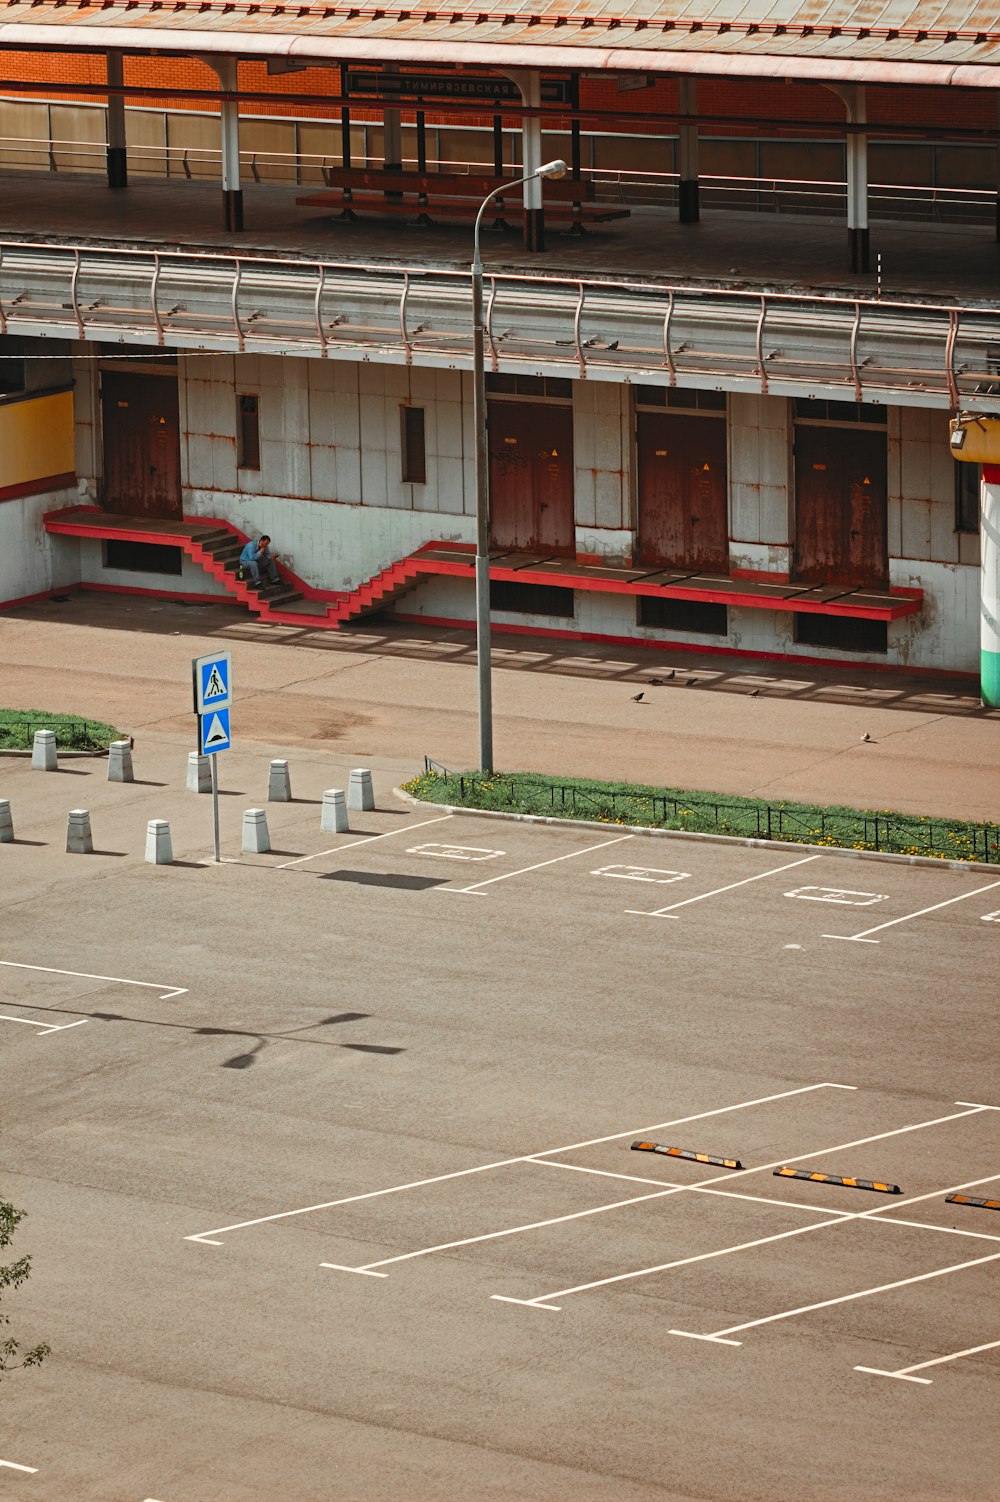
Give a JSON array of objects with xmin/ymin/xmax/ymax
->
[{"xmin": 0, "ymin": 2, "xmax": 998, "ymax": 698}]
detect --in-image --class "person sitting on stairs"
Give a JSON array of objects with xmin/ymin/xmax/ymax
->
[{"xmin": 239, "ymin": 534, "xmax": 281, "ymax": 588}]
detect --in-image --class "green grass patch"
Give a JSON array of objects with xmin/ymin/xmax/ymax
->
[
  {"xmin": 403, "ymin": 764, "xmax": 1000, "ymax": 865},
  {"xmin": 0, "ymin": 709, "xmax": 124, "ymax": 752}
]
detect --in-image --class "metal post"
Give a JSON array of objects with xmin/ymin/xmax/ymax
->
[
  {"xmin": 471, "ymin": 231, "xmax": 493, "ymax": 774},
  {"xmin": 211, "ymin": 750, "xmax": 221, "ymax": 862},
  {"xmin": 105, "ymin": 52, "xmax": 127, "ymax": 191},
  {"xmin": 981, "ymin": 465, "xmax": 1000, "ymax": 707},
  {"xmin": 677, "ymin": 77, "xmax": 699, "ymax": 223},
  {"xmin": 470, "ymin": 158, "xmax": 566, "ymax": 774}
]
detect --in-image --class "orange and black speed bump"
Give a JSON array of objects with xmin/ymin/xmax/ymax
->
[
  {"xmin": 632, "ymin": 1141, "xmax": 743, "ymax": 1170},
  {"xmin": 947, "ymin": 1194, "xmax": 1000, "ymax": 1212},
  {"xmin": 774, "ymin": 1167, "xmax": 901, "ymax": 1194}
]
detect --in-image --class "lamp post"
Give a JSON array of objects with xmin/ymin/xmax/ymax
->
[{"xmin": 471, "ymin": 158, "xmax": 567, "ymax": 773}]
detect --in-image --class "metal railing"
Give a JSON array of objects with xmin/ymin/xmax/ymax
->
[
  {"xmin": 2, "ymin": 235, "xmax": 999, "ymax": 408},
  {"xmin": 0, "ymin": 714, "xmax": 108, "ymax": 748},
  {"xmin": 420, "ymin": 760, "xmax": 1000, "ymax": 864}
]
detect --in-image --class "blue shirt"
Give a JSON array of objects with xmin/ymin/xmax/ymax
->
[{"xmin": 240, "ymin": 539, "xmax": 265, "ymax": 563}]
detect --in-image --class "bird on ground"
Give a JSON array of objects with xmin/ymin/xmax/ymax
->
[
  {"xmin": 666, "ymin": 669, "xmax": 676, "ymax": 680},
  {"xmin": 861, "ymin": 732, "xmax": 872, "ymax": 742},
  {"xmin": 748, "ymin": 688, "xmax": 760, "ymax": 697},
  {"xmin": 631, "ymin": 692, "xmax": 645, "ymax": 702},
  {"xmin": 686, "ymin": 678, "xmax": 697, "ymax": 686},
  {"xmin": 649, "ymin": 677, "xmax": 665, "ymax": 686}
]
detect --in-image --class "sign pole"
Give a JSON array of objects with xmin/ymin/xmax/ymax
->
[{"xmin": 210, "ymin": 750, "xmax": 221, "ymax": 864}]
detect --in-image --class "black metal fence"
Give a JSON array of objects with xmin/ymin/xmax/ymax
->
[{"xmin": 421, "ymin": 759, "xmax": 999, "ymax": 864}]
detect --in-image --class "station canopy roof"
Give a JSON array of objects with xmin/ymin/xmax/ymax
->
[{"xmin": 0, "ymin": 0, "xmax": 997, "ymax": 89}]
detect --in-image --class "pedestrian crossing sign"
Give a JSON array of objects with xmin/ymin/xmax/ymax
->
[
  {"xmin": 199, "ymin": 707, "xmax": 231, "ymax": 756},
  {"xmin": 193, "ymin": 652, "xmax": 232, "ymax": 714}
]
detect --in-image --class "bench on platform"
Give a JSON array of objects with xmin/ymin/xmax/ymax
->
[{"xmin": 295, "ymin": 168, "xmax": 630, "ymax": 231}]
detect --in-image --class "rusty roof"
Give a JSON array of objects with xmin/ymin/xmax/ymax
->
[{"xmin": 1, "ymin": 0, "xmax": 998, "ymax": 87}]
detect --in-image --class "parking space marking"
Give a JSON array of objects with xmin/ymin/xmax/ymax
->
[
  {"xmin": 592, "ymin": 865, "xmax": 690, "ymax": 884},
  {"xmin": 0, "ymin": 1459, "xmax": 38, "ymax": 1473},
  {"xmin": 0, "ymin": 1013, "xmax": 87, "ymax": 1037},
  {"xmin": 0, "ymin": 960, "xmax": 187, "ymax": 1001},
  {"xmin": 530, "ymin": 1158, "xmax": 856, "ymax": 1216},
  {"xmin": 823, "ymin": 878, "xmax": 1000, "ymax": 944},
  {"xmin": 856, "ymin": 1338, "xmax": 1000, "ymax": 1384},
  {"xmin": 982, "ymin": 911, "xmax": 1000, "ymax": 923},
  {"xmin": 785, "ymin": 886, "xmax": 888, "ymax": 906},
  {"xmin": 185, "ymin": 1081, "xmax": 850, "ymax": 1244},
  {"xmin": 408, "ymin": 844, "xmax": 505, "ymax": 860},
  {"xmin": 488, "ymin": 1110, "xmax": 993, "ymax": 1310},
  {"xmin": 327, "ymin": 1107, "xmax": 986, "ymax": 1289},
  {"xmin": 449, "ymin": 835, "xmax": 634, "ymax": 895},
  {"xmin": 274, "ymin": 814, "xmax": 454, "ymax": 870},
  {"xmin": 626, "ymin": 853, "xmax": 821, "ymax": 919},
  {"xmin": 680, "ymin": 1241, "xmax": 1000, "ymax": 1347}
]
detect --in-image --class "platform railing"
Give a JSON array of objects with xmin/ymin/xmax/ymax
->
[{"xmin": 2, "ymin": 236, "xmax": 999, "ymax": 408}]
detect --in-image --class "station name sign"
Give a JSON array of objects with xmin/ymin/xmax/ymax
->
[{"xmin": 346, "ymin": 72, "xmax": 571, "ymax": 104}]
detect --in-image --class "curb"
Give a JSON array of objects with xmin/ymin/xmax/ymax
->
[
  {"xmin": 392, "ymin": 786, "xmax": 999, "ymax": 875},
  {"xmin": 0, "ymin": 748, "xmax": 109, "ymax": 759}
]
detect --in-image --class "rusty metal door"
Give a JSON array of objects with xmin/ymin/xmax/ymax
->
[
  {"xmin": 488, "ymin": 400, "xmax": 574, "ymax": 554},
  {"xmin": 636, "ymin": 410, "xmax": 728, "ymax": 569},
  {"xmin": 101, "ymin": 372, "xmax": 182, "ymax": 519},
  {"xmin": 793, "ymin": 426, "xmax": 887, "ymax": 587}
]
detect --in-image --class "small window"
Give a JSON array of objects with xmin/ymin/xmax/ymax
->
[
  {"xmin": 794, "ymin": 398, "xmax": 885, "ymax": 426},
  {"xmin": 486, "ymin": 374, "xmax": 572, "ymax": 400},
  {"xmin": 955, "ymin": 462, "xmax": 980, "ymax": 534},
  {"xmin": 401, "ymin": 406, "xmax": 426, "ymax": 484},
  {"xmin": 104, "ymin": 539, "xmax": 183, "ymax": 575},
  {"xmin": 490, "ymin": 581, "xmax": 574, "ymax": 618},
  {"xmin": 636, "ymin": 385, "xmax": 725, "ymax": 412},
  {"xmin": 237, "ymin": 394, "xmax": 260, "ymax": 470},
  {"xmin": 638, "ymin": 596, "xmax": 727, "ymax": 635},
  {"xmin": 795, "ymin": 615, "xmax": 888, "ymax": 653}
]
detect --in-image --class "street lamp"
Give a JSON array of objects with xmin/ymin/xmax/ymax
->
[{"xmin": 471, "ymin": 158, "xmax": 568, "ymax": 774}]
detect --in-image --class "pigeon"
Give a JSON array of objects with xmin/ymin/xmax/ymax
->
[
  {"xmin": 686, "ymin": 678, "xmax": 697, "ymax": 686},
  {"xmin": 666, "ymin": 669, "xmax": 676, "ymax": 680},
  {"xmin": 748, "ymin": 688, "xmax": 760, "ymax": 697},
  {"xmin": 649, "ymin": 677, "xmax": 665, "ymax": 686},
  {"xmin": 631, "ymin": 692, "xmax": 645, "ymax": 703}
]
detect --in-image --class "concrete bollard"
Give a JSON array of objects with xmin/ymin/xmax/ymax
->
[
  {"xmin": 107, "ymin": 740, "xmax": 135, "ymax": 783},
  {"xmin": 32, "ymin": 729, "xmax": 58, "ymax": 771},
  {"xmin": 348, "ymin": 768, "xmax": 375, "ymax": 812},
  {"xmin": 320, "ymin": 788, "xmax": 349, "ymax": 833},
  {"xmin": 145, "ymin": 818, "xmax": 173, "ymax": 865},
  {"xmin": 66, "ymin": 808, "xmax": 93, "ymax": 854},
  {"xmin": 187, "ymin": 752, "xmax": 212, "ymax": 793},
  {"xmin": 242, "ymin": 807, "xmax": 270, "ymax": 854},
  {"xmin": 0, "ymin": 799, "xmax": 13, "ymax": 843},
  {"xmin": 268, "ymin": 759, "xmax": 292, "ymax": 802}
]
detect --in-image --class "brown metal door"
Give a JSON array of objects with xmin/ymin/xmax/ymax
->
[
  {"xmin": 636, "ymin": 410, "xmax": 728, "ymax": 569},
  {"xmin": 793, "ymin": 426, "xmax": 887, "ymax": 587},
  {"xmin": 488, "ymin": 400, "xmax": 574, "ymax": 555},
  {"xmin": 102, "ymin": 372, "xmax": 182, "ymax": 519}
]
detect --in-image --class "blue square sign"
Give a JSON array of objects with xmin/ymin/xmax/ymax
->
[
  {"xmin": 193, "ymin": 652, "xmax": 232, "ymax": 714},
  {"xmin": 199, "ymin": 707, "xmax": 231, "ymax": 756}
]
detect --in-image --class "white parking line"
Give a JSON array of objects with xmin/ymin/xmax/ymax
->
[
  {"xmin": 488, "ymin": 1112, "xmax": 993, "ymax": 1310},
  {"xmin": 185, "ymin": 1081, "xmax": 850, "ymax": 1244},
  {"xmin": 0, "ymin": 1458, "xmax": 38, "ymax": 1472},
  {"xmin": 823, "ymin": 879, "xmax": 1000, "ymax": 944},
  {"xmin": 274, "ymin": 814, "xmax": 454, "ymax": 870},
  {"xmin": 682, "ymin": 1246, "xmax": 1000, "ymax": 1346},
  {"xmin": 449, "ymin": 835, "xmax": 634, "ymax": 895},
  {"xmin": 531, "ymin": 1159, "xmax": 856, "ymax": 1216},
  {"xmin": 0, "ymin": 1013, "xmax": 87, "ymax": 1037},
  {"xmin": 626, "ymin": 853, "xmax": 821, "ymax": 918},
  {"xmin": 0, "ymin": 961, "xmax": 186, "ymax": 1002},
  {"xmin": 856, "ymin": 1338, "xmax": 1000, "ymax": 1384}
]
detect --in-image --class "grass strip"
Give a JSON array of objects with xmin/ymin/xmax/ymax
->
[
  {"xmin": 0, "ymin": 709, "xmax": 124, "ymax": 752},
  {"xmin": 403, "ymin": 765, "xmax": 1000, "ymax": 865}
]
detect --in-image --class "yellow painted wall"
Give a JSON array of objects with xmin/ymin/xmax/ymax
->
[{"xmin": 0, "ymin": 388, "xmax": 75, "ymax": 495}]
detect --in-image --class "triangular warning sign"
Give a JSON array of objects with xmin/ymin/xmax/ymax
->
[
  {"xmin": 862, "ymin": 475, "xmax": 871, "ymax": 484},
  {"xmin": 551, "ymin": 448, "xmax": 558, "ymax": 457},
  {"xmin": 203, "ymin": 714, "xmax": 228, "ymax": 747},
  {"xmin": 205, "ymin": 663, "xmax": 227, "ymax": 699},
  {"xmin": 702, "ymin": 463, "xmax": 711, "ymax": 471}
]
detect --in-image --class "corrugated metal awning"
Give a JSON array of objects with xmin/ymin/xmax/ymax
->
[{"xmin": 0, "ymin": 0, "xmax": 998, "ymax": 87}]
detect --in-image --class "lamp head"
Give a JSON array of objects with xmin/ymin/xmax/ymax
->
[{"xmin": 536, "ymin": 159, "xmax": 568, "ymax": 179}]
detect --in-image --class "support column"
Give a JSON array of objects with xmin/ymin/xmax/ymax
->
[
  {"xmin": 982, "ymin": 464, "xmax": 1000, "ymax": 707},
  {"xmin": 105, "ymin": 52, "xmax": 127, "ymax": 191},
  {"xmin": 382, "ymin": 63, "xmax": 403, "ymax": 171},
  {"xmin": 677, "ymin": 76, "xmax": 699, "ymax": 224},
  {"xmin": 209, "ymin": 57, "xmax": 243, "ymax": 232},
  {"xmin": 995, "ymin": 94, "xmax": 1000, "ymax": 243},
  {"xmin": 825, "ymin": 83, "xmax": 869, "ymax": 272},
  {"xmin": 506, "ymin": 70, "xmax": 544, "ymax": 251}
]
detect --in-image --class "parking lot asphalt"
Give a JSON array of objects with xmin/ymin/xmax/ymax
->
[{"xmin": 0, "ymin": 732, "xmax": 998, "ymax": 1502}]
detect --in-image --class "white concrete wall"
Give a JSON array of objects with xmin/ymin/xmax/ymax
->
[
  {"xmin": 729, "ymin": 392, "xmax": 792, "ymax": 574},
  {"xmin": 0, "ymin": 488, "xmax": 80, "ymax": 604}
]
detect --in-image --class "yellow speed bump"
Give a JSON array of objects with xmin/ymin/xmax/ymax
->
[
  {"xmin": 947, "ymin": 1194, "xmax": 1000, "ymax": 1212},
  {"xmin": 775, "ymin": 1167, "xmax": 901, "ymax": 1194},
  {"xmin": 632, "ymin": 1141, "xmax": 743, "ymax": 1170}
]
